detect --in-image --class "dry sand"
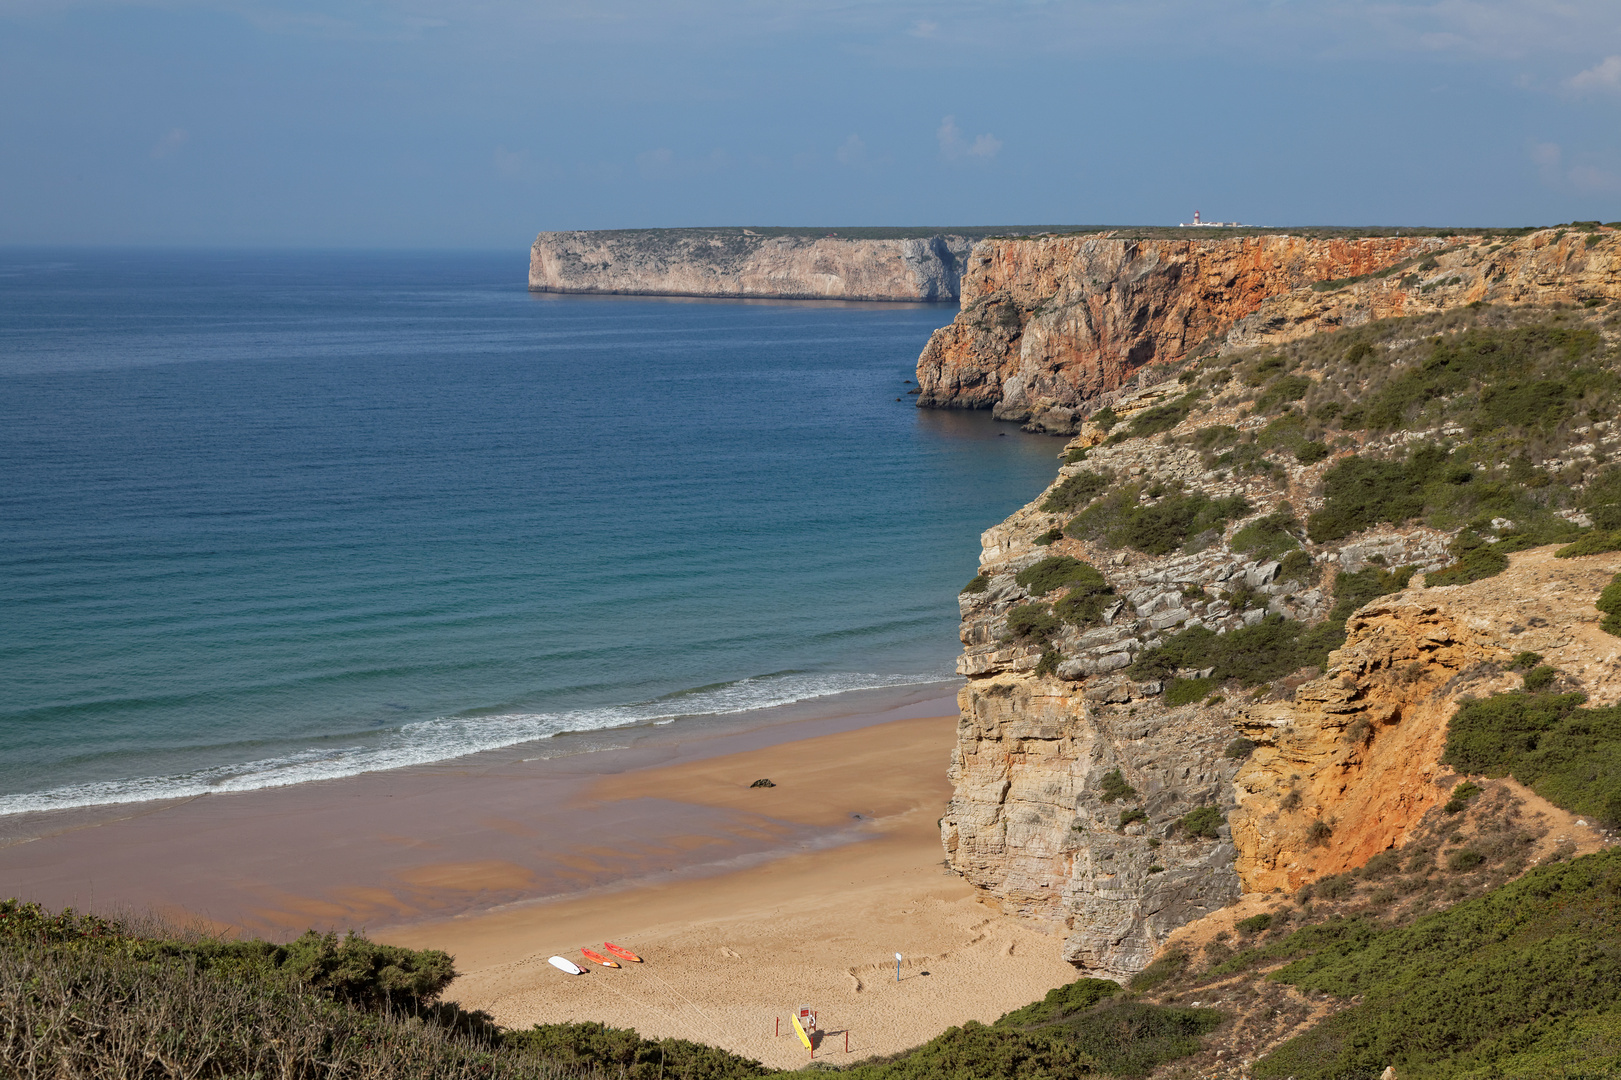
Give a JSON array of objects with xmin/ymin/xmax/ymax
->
[{"xmin": 384, "ymin": 716, "xmax": 1082, "ymax": 1070}]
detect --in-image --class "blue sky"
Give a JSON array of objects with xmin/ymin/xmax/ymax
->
[{"xmin": 3, "ymin": 0, "xmax": 1620, "ymax": 246}]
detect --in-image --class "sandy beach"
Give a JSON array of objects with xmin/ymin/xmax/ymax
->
[
  {"xmin": 0, "ymin": 683, "xmax": 1082, "ymax": 1067},
  {"xmin": 384, "ymin": 714, "xmax": 1081, "ymax": 1070}
]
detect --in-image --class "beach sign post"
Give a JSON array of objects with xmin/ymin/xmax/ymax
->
[{"xmin": 895, "ymin": 952, "xmax": 902, "ymax": 983}]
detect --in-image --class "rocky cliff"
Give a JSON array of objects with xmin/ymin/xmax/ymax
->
[
  {"xmin": 918, "ymin": 229, "xmax": 1621, "ymax": 433},
  {"xmin": 937, "ymin": 267, "xmax": 1621, "ymax": 980},
  {"xmin": 529, "ymin": 229, "xmax": 975, "ymax": 302}
]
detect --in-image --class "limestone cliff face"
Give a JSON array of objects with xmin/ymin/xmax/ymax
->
[
  {"xmin": 940, "ymin": 379, "xmax": 1460, "ymax": 979},
  {"xmin": 529, "ymin": 230, "xmax": 972, "ymax": 302},
  {"xmin": 918, "ymin": 229, "xmax": 1621, "ymax": 433},
  {"xmin": 1229, "ymin": 547, "xmax": 1621, "ymax": 894}
]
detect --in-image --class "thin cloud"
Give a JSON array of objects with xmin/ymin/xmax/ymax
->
[
  {"xmin": 937, "ymin": 115, "xmax": 1001, "ymax": 162},
  {"xmin": 835, "ymin": 134, "xmax": 867, "ymax": 166},
  {"xmin": 1567, "ymin": 55, "xmax": 1621, "ymax": 92}
]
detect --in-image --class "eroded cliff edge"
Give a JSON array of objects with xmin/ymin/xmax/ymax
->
[
  {"xmin": 530, "ymin": 229, "xmax": 975, "ymax": 302},
  {"xmin": 935, "ymin": 235, "xmax": 1621, "ymax": 981},
  {"xmin": 918, "ymin": 229, "xmax": 1621, "ymax": 432}
]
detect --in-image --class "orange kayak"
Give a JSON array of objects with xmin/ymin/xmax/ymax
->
[
  {"xmin": 603, "ymin": 942, "xmax": 642, "ymax": 963},
  {"xmin": 580, "ymin": 948, "xmax": 620, "ymax": 968}
]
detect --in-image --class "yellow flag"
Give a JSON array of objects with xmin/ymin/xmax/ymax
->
[{"xmin": 790, "ymin": 1013, "xmax": 812, "ymax": 1052}]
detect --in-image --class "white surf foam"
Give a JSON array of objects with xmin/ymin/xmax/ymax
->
[{"xmin": 0, "ymin": 670, "xmax": 952, "ymax": 816}]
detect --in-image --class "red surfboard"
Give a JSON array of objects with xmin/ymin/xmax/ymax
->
[
  {"xmin": 580, "ymin": 947, "xmax": 620, "ymax": 968},
  {"xmin": 603, "ymin": 942, "xmax": 643, "ymax": 963}
]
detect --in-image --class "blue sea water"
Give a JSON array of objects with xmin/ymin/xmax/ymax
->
[{"xmin": 0, "ymin": 249, "xmax": 1060, "ymax": 815}]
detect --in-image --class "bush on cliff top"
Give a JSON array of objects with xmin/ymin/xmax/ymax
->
[
  {"xmin": 1251, "ymin": 849, "xmax": 1621, "ymax": 1080},
  {"xmin": 1600, "ymin": 571, "xmax": 1621, "ymax": 636},
  {"xmin": 1066, "ymin": 487, "xmax": 1250, "ymax": 556},
  {"xmin": 1442, "ymin": 689, "xmax": 1621, "ymax": 827},
  {"xmin": 1130, "ymin": 614, "xmax": 1340, "ymax": 688},
  {"xmin": 1014, "ymin": 555, "xmax": 1104, "ymax": 597},
  {"xmin": 1041, "ymin": 470, "xmax": 1109, "ymax": 514}
]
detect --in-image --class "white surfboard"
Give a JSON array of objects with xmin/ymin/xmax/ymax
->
[{"xmin": 548, "ymin": 955, "xmax": 586, "ymax": 975}]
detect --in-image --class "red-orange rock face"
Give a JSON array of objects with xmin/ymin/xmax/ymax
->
[
  {"xmin": 916, "ymin": 230, "xmax": 1621, "ymax": 433},
  {"xmin": 915, "ymin": 235, "xmax": 1441, "ymax": 432}
]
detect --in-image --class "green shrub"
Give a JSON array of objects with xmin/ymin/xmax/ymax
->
[
  {"xmin": 1446, "ymin": 847, "xmax": 1486, "ymax": 871},
  {"xmin": 1600, "ymin": 571, "xmax": 1621, "ymax": 637},
  {"xmin": 1005, "ymin": 603, "xmax": 1061, "ymax": 644},
  {"xmin": 1307, "ymin": 455, "xmax": 1426, "ymax": 542},
  {"xmin": 1224, "ymin": 737, "xmax": 1257, "ymax": 760},
  {"xmin": 1126, "ymin": 949, "xmax": 1188, "ymax": 992},
  {"xmin": 1554, "ymin": 529, "xmax": 1621, "ymax": 557},
  {"xmin": 1426, "ymin": 533, "xmax": 1511, "ymax": 587},
  {"xmin": 1306, "ymin": 819, "xmax": 1333, "ymax": 846},
  {"xmin": 1099, "ymin": 768, "xmax": 1137, "ymax": 804},
  {"xmin": 1236, "ymin": 913, "xmax": 1273, "ymax": 934},
  {"xmin": 1052, "ymin": 571, "xmax": 1117, "ymax": 628},
  {"xmin": 1443, "ymin": 781, "xmax": 1483, "ymax": 815},
  {"xmin": 1359, "ymin": 850, "xmax": 1402, "ymax": 879},
  {"xmin": 1253, "ymin": 375, "xmax": 1313, "ymax": 413},
  {"xmin": 1254, "ymin": 850, "xmax": 1621, "ymax": 1080},
  {"xmin": 1066, "ymin": 486, "xmax": 1251, "ymax": 556},
  {"xmin": 1090, "ymin": 405, "xmax": 1119, "ymax": 433},
  {"xmin": 1313, "ymin": 873, "xmax": 1355, "ymax": 900},
  {"xmin": 1509, "ymin": 651, "xmax": 1544, "ymax": 670},
  {"xmin": 1190, "ymin": 424, "xmax": 1239, "ymax": 451},
  {"xmin": 1131, "ymin": 615, "xmax": 1342, "ymax": 688},
  {"xmin": 1179, "ymin": 805, "xmax": 1225, "ymax": 840},
  {"xmin": 1295, "ymin": 440, "xmax": 1331, "ymax": 464},
  {"xmin": 1119, "ymin": 807, "xmax": 1148, "ymax": 829},
  {"xmin": 1278, "ymin": 549, "xmax": 1314, "ymax": 582},
  {"xmin": 1521, "ymin": 664, "xmax": 1558, "ymax": 691},
  {"xmin": 1041, "ymin": 470, "xmax": 1110, "ymax": 513},
  {"xmin": 1325, "ymin": 564, "xmax": 1417, "ymax": 626},
  {"xmin": 1064, "ymin": 445, "xmax": 1089, "ymax": 464},
  {"xmin": 1033, "ymin": 527, "xmax": 1063, "ymax": 546},
  {"xmin": 1164, "ymin": 677, "xmax": 1218, "ymax": 706},
  {"xmin": 1230, "ymin": 508, "xmax": 1303, "ymax": 560},
  {"xmin": 1127, "ymin": 393, "xmax": 1201, "ymax": 437},
  {"xmin": 1443, "ymin": 690, "xmax": 1621, "ymax": 827},
  {"xmin": 1584, "ymin": 466, "xmax": 1621, "ymax": 529},
  {"xmin": 994, "ymin": 977, "xmax": 1120, "ymax": 1028},
  {"xmin": 1015, "ymin": 555, "xmax": 1104, "ymax": 597},
  {"xmin": 512, "ymin": 1023, "xmax": 769, "ymax": 1079},
  {"xmin": 962, "ymin": 572, "xmax": 990, "ymax": 595}
]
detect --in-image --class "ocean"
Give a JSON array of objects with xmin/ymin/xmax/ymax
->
[{"xmin": 0, "ymin": 249, "xmax": 1059, "ymax": 815}]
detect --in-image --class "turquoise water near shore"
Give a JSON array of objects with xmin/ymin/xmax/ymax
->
[{"xmin": 0, "ymin": 250, "xmax": 1059, "ymax": 814}]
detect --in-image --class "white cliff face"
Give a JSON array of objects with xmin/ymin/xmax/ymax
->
[{"xmin": 529, "ymin": 230, "xmax": 973, "ymax": 302}]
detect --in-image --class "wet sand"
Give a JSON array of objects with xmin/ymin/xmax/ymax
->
[
  {"xmin": 0, "ymin": 684, "xmax": 958, "ymax": 934},
  {"xmin": 0, "ymin": 684, "xmax": 1082, "ymax": 1067},
  {"xmin": 384, "ymin": 715, "xmax": 1081, "ymax": 1070}
]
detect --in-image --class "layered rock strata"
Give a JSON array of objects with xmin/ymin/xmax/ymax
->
[
  {"xmin": 938, "ymin": 348, "xmax": 1621, "ymax": 980},
  {"xmin": 918, "ymin": 229, "xmax": 1621, "ymax": 433},
  {"xmin": 1230, "ymin": 546, "xmax": 1621, "ymax": 893},
  {"xmin": 529, "ymin": 230, "xmax": 973, "ymax": 301}
]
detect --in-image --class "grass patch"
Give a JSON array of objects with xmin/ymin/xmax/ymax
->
[
  {"xmin": 962, "ymin": 572, "xmax": 990, "ymax": 595},
  {"xmin": 1005, "ymin": 602, "xmax": 1061, "ymax": 644},
  {"xmin": 1442, "ymin": 689, "xmax": 1621, "ymax": 826},
  {"xmin": 1426, "ymin": 533, "xmax": 1511, "ymax": 587}
]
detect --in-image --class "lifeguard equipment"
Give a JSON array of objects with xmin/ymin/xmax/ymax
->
[
  {"xmin": 790, "ymin": 1011, "xmax": 813, "ymax": 1052},
  {"xmin": 580, "ymin": 948, "xmax": 620, "ymax": 968},
  {"xmin": 604, "ymin": 942, "xmax": 643, "ymax": 962}
]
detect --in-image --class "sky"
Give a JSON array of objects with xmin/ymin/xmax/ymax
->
[{"xmin": 3, "ymin": 0, "xmax": 1621, "ymax": 247}]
